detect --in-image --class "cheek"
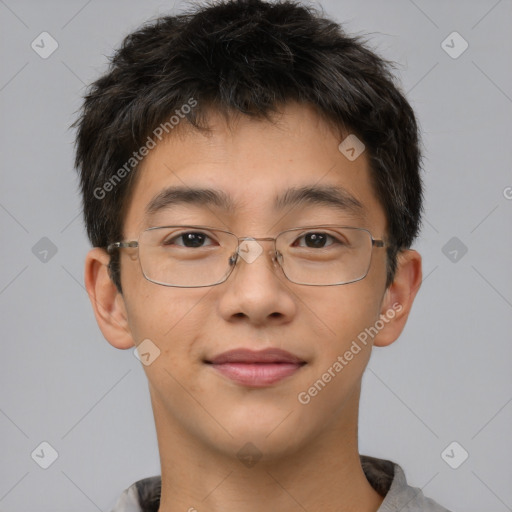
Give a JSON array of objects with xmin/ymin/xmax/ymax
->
[
  {"xmin": 305, "ymin": 283, "xmax": 382, "ymax": 349},
  {"xmin": 124, "ymin": 286, "xmax": 208, "ymax": 395},
  {"xmin": 122, "ymin": 265, "xmax": 201, "ymax": 349},
  {"xmin": 311, "ymin": 244, "xmax": 387, "ymax": 343},
  {"xmin": 294, "ymin": 286, "xmax": 382, "ymax": 425}
]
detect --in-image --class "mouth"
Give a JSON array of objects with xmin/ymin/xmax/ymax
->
[{"xmin": 204, "ymin": 348, "xmax": 307, "ymax": 388}]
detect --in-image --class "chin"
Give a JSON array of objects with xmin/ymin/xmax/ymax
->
[
  {"xmin": 213, "ymin": 414, "xmax": 311, "ymax": 458},
  {"xmin": 205, "ymin": 429, "xmax": 306, "ymax": 466}
]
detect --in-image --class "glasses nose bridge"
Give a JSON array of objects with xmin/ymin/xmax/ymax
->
[
  {"xmin": 237, "ymin": 235, "xmax": 276, "ymax": 244},
  {"xmin": 234, "ymin": 235, "xmax": 282, "ymax": 266},
  {"xmin": 236, "ymin": 235, "xmax": 278, "ymax": 252}
]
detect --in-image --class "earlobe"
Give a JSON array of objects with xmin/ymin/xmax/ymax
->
[
  {"xmin": 84, "ymin": 248, "xmax": 135, "ymax": 350},
  {"xmin": 373, "ymin": 249, "xmax": 422, "ymax": 348}
]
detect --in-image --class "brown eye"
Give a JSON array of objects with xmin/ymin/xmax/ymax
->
[{"xmin": 163, "ymin": 232, "xmax": 214, "ymax": 248}]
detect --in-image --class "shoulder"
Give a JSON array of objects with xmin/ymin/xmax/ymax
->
[
  {"xmin": 111, "ymin": 459, "xmax": 452, "ymax": 512},
  {"xmin": 360, "ymin": 455, "xmax": 452, "ymax": 512},
  {"xmin": 110, "ymin": 476, "xmax": 161, "ymax": 512}
]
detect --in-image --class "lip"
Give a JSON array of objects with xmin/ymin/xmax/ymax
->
[
  {"xmin": 208, "ymin": 348, "xmax": 305, "ymax": 365},
  {"xmin": 205, "ymin": 348, "xmax": 306, "ymax": 387}
]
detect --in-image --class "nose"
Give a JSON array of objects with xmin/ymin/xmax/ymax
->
[{"xmin": 217, "ymin": 239, "xmax": 296, "ymax": 326}]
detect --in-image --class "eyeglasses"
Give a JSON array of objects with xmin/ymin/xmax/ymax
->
[{"xmin": 107, "ymin": 225, "xmax": 387, "ymax": 287}]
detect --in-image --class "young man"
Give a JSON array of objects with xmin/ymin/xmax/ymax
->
[{"xmin": 74, "ymin": 1, "xmax": 451, "ymax": 510}]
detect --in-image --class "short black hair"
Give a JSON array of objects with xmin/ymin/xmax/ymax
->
[{"xmin": 73, "ymin": 0, "xmax": 424, "ymax": 292}]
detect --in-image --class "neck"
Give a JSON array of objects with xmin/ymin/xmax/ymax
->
[{"xmin": 151, "ymin": 385, "xmax": 384, "ymax": 512}]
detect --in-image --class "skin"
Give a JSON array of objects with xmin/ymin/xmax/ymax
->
[{"xmin": 85, "ymin": 102, "xmax": 422, "ymax": 512}]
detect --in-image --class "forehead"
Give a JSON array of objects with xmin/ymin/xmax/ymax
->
[{"xmin": 123, "ymin": 103, "xmax": 387, "ymax": 235}]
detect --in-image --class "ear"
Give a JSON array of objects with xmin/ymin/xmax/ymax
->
[
  {"xmin": 373, "ymin": 249, "xmax": 422, "ymax": 348},
  {"xmin": 84, "ymin": 248, "xmax": 135, "ymax": 349}
]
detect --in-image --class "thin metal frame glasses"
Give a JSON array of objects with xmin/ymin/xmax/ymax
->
[{"xmin": 107, "ymin": 225, "xmax": 387, "ymax": 288}]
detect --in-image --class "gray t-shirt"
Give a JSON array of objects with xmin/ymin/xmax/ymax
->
[{"xmin": 111, "ymin": 455, "xmax": 452, "ymax": 512}]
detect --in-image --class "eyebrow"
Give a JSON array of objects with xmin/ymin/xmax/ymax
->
[
  {"xmin": 145, "ymin": 184, "xmax": 365, "ymax": 219},
  {"xmin": 275, "ymin": 185, "xmax": 364, "ymax": 217},
  {"xmin": 146, "ymin": 186, "xmax": 235, "ymax": 216}
]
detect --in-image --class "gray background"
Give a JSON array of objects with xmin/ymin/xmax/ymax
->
[{"xmin": 1, "ymin": 0, "xmax": 511, "ymax": 510}]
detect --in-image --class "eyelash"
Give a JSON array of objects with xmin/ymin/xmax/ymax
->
[
  {"xmin": 164, "ymin": 232, "xmax": 216, "ymax": 247},
  {"xmin": 163, "ymin": 231, "xmax": 342, "ymax": 248}
]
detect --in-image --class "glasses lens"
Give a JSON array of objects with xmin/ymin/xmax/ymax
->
[
  {"xmin": 136, "ymin": 226, "xmax": 374, "ymax": 287},
  {"xmin": 277, "ymin": 226, "xmax": 373, "ymax": 285},
  {"xmin": 139, "ymin": 227, "xmax": 237, "ymax": 287}
]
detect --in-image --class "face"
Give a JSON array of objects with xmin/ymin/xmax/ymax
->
[{"xmin": 112, "ymin": 103, "xmax": 395, "ymax": 460}]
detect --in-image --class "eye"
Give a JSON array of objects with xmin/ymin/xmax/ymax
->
[
  {"xmin": 163, "ymin": 231, "xmax": 216, "ymax": 248},
  {"xmin": 293, "ymin": 232, "xmax": 340, "ymax": 249}
]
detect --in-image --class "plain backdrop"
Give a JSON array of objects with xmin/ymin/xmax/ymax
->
[{"xmin": 1, "ymin": 0, "xmax": 511, "ymax": 511}]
